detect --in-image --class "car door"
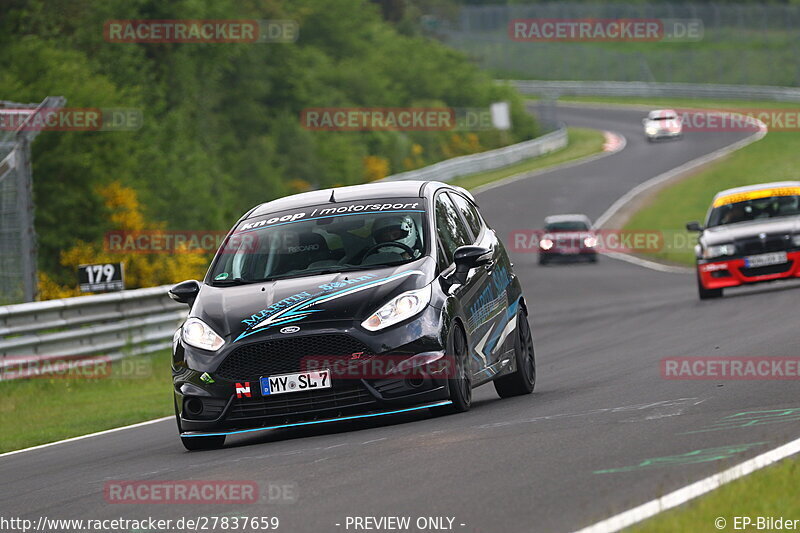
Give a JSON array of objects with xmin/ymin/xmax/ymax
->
[
  {"xmin": 447, "ymin": 192, "xmax": 514, "ymax": 374},
  {"xmin": 434, "ymin": 192, "xmax": 493, "ymax": 380}
]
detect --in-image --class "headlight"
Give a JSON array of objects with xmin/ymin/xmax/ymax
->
[
  {"xmin": 583, "ymin": 236, "xmax": 598, "ymax": 248},
  {"xmin": 703, "ymin": 243, "xmax": 737, "ymax": 259},
  {"xmin": 362, "ymin": 285, "xmax": 432, "ymax": 331},
  {"xmin": 539, "ymin": 238, "xmax": 554, "ymax": 250},
  {"xmin": 182, "ymin": 317, "xmax": 225, "ymax": 351},
  {"xmin": 646, "ymin": 126, "xmax": 658, "ymax": 135},
  {"xmin": 792, "ymin": 235, "xmax": 800, "ymax": 247}
]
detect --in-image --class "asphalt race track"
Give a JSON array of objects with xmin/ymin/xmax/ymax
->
[{"xmin": 3, "ymin": 105, "xmax": 799, "ymax": 533}]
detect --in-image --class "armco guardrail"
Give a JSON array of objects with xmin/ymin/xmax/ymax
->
[
  {"xmin": 382, "ymin": 125, "xmax": 567, "ymax": 182},
  {"xmin": 509, "ymin": 80, "xmax": 800, "ymax": 102},
  {"xmin": 0, "ymin": 285, "xmax": 185, "ymax": 378}
]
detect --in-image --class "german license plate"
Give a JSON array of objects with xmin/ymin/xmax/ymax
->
[
  {"xmin": 260, "ymin": 370, "xmax": 331, "ymax": 396},
  {"xmin": 744, "ymin": 251, "xmax": 787, "ymax": 268}
]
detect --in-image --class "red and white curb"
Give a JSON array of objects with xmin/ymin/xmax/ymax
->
[{"xmin": 603, "ymin": 131, "xmax": 625, "ymax": 152}]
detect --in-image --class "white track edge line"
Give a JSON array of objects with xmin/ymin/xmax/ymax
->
[
  {"xmin": 595, "ymin": 121, "xmax": 766, "ymax": 229},
  {"xmin": 0, "ymin": 416, "xmax": 172, "ymax": 459},
  {"xmin": 595, "ymin": 116, "xmax": 767, "ymax": 273},
  {"xmin": 603, "ymin": 252, "xmax": 691, "ymax": 274},
  {"xmin": 572, "ymin": 435, "xmax": 800, "ymax": 533}
]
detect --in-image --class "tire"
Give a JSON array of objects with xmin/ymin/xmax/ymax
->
[
  {"xmin": 181, "ymin": 435, "xmax": 226, "ymax": 451},
  {"xmin": 175, "ymin": 399, "xmax": 226, "ymax": 451},
  {"xmin": 697, "ymin": 270, "xmax": 723, "ymax": 300},
  {"xmin": 538, "ymin": 255, "xmax": 548, "ymax": 266},
  {"xmin": 432, "ymin": 324, "xmax": 472, "ymax": 414},
  {"xmin": 588, "ymin": 254, "xmax": 598, "ymax": 263},
  {"xmin": 494, "ymin": 310, "xmax": 536, "ymax": 398}
]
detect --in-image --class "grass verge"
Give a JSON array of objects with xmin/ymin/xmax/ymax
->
[
  {"xmin": 0, "ymin": 349, "xmax": 173, "ymax": 453},
  {"xmin": 630, "ymin": 457, "xmax": 800, "ymax": 532},
  {"xmin": 450, "ymin": 127, "xmax": 605, "ymax": 191}
]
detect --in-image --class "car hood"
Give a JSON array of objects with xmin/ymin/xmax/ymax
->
[
  {"xmin": 190, "ymin": 259, "xmax": 435, "ymax": 343},
  {"xmin": 702, "ymin": 217, "xmax": 800, "ymax": 246}
]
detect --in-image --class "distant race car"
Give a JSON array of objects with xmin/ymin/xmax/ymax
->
[
  {"xmin": 643, "ymin": 109, "xmax": 683, "ymax": 141},
  {"xmin": 538, "ymin": 214, "xmax": 598, "ymax": 265},
  {"xmin": 687, "ymin": 181, "xmax": 800, "ymax": 299}
]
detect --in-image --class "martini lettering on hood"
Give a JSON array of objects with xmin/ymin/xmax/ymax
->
[{"xmin": 235, "ymin": 270, "xmax": 423, "ymax": 342}]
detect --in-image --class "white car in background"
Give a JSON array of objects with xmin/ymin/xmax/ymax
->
[{"xmin": 643, "ymin": 109, "xmax": 683, "ymax": 141}]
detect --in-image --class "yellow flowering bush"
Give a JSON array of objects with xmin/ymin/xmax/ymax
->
[{"xmin": 38, "ymin": 182, "xmax": 209, "ymax": 300}]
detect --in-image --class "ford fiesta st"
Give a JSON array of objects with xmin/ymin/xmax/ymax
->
[
  {"xmin": 687, "ymin": 181, "xmax": 800, "ymax": 299},
  {"xmin": 169, "ymin": 181, "xmax": 535, "ymax": 450},
  {"xmin": 643, "ymin": 109, "xmax": 683, "ymax": 141}
]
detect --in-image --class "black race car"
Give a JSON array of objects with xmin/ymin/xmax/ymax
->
[{"xmin": 169, "ymin": 180, "xmax": 535, "ymax": 450}]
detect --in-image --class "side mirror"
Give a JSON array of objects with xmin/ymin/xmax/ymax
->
[
  {"xmin": 169, "ymin": 280, "xmax": 200, "ymax": 306},
  {"xmin": 642, "ymin": 118, "xmax": 648, "ymax": 125},
  {"xmin": 453, "ymin": 245, "xmax": 492, "ymax": 274},
  {"xmin": 685, "ymin": 221, "xmax": 703, "ymax": 232}
]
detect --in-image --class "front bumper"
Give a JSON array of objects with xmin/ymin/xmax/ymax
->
[
  {"xmin": 697, "ymin": 250, "xmax": 800, "ymax": 289},
  {"xmin": 173, "ymin": 310, "xmax": 451, "ymax": 434},
  {"xmin": 646, "ymin": 129, "xmax": 681, "ymax": 139},
  {"xmin": 540, "ymin": 247, "xmax": 597, "ymax": 259}
]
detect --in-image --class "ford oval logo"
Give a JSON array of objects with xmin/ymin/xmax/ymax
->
[{"xmin": 280, "ymin": 326, "xmax": 300, "ymax": 334}]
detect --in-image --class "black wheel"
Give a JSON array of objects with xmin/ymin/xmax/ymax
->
[
  {"xmin": 697, "ymin": 270, "xmax": 722, "ymax": 300},
  {"xmin": 175, "ymin": 399, "xmax": 226, "ymax": 451},
  {"xmin": 494, "ymin": 310, "xmax": 536, "ymax": 398},
  {"xmin": 432, "ymin": 325, "xmax": 471, "ymax": 414},
  {"xmin": 181, "ymin": 435, "xmax": 226, "ymax": 451},
  {"xmin": 538, "ymin": 255, "xmax": 548, "ymax": 266},
  {"xmin": 588, "ymin": 254, "xmax": 598, "ymax": 263}
]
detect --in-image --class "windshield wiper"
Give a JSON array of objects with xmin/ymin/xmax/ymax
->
[
  {"xmin": 211, "ymin": 277, "xmax": 261, "ymax": 286},
  {"xmin": 260, "ymin": 266, "xmax": 369, "ymax": 282}
]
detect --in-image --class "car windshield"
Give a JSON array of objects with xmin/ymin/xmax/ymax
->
[
  {"xmin": 545, "ymin": 221, "xmax": 589, "ymax": 231},
  {"xmin": 209, "ymin": 202, "xmax": 426, "ymax": 284},
  {"xmin": 706, "ymin": 195, "xmax": 800, "ymax": 227},
  {"xmin": 648, "ymin": 111, "xmax": 678, "ymax": 121}
]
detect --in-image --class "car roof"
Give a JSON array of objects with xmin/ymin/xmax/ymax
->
[
  {"xmin": 648, "ymin": 109, "xmax": 678, "ymax": 118},
  {"xmin": 712, "ymin": 181, "xmax": 800, "ymax": 200},
  {"xmin": 544, "ymin": 214, "xmax": 592, "ymax": 224},
  {"xmin": 245, "ymin": 180, "xmax": 472, "ymax": 219}
]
